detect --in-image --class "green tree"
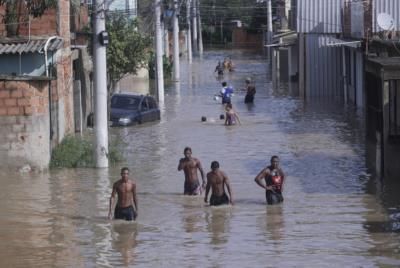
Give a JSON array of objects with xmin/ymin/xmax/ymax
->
[
  {"xmin": 0, "ymin": 0, "xmax": 58, "ymax": 36},
  {"xmin": 106, "ymin": 13, "xmax": 151, "ymax": 92}
]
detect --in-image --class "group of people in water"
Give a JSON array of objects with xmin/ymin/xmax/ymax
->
[
  {"xmin": 214, "ymin": 57, "xmax": 235, "ymax": 76},
  {"xmin": 108, "ymin": 149, "xmax": 285, "ymax": 221},
  {"xmin": 108, "ymin": 56, "xmax": 281, "ymax": 222},
  {"xmin": 216, "ymin": 77, "xmax": 256, "ymax": 126}
]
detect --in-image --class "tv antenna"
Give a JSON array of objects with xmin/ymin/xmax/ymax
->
[{"xmin": 377, "ymin": 13, "xmax": 394, "ymax": 31}]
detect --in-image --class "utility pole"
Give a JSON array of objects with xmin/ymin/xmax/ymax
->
[
  {"xmin": 164, "ymin": 23, "xmax": 170, "ymax": 58},
  {"xmin": 93, "ymin": 0, "xmax": 109, "ymax": 168},
  {"xmin": 173, "ymin": 0, "xmax": 180, "ymax": 81},
  {"xmin": 186, "ymin": 0, "xmax": 192, "ymax": 63},
  {"xmin": 197, "ymin": 0, "xmax": 203, "ymax": 55},
  {"xmin": 192, "ymin": 0, "xmax": 198, "ymax": 53},
  {"xmin": 155, "ymin": 0, "xmax": 165, "ymax": 102},
  {"xmin": 267, "ymin": 0, "xmax": 273, "ymax": 60}
]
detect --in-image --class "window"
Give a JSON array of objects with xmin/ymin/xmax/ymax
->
[
  {"xmin": 148, "ymin": 97, "xmax": 157, "ymax": 109},
  {"xmin": 111, "ymin": 96, "xmax": 139, "ymax": 110},
  {"xmin": 141, "ymin": 98, "xmax": 149, "ymax": 111}
]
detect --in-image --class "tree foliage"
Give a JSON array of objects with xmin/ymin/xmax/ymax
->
[
  {"xmin": 106, "ymin": 13, "xmax": 151, "ymax": 92},
  {"xmin": 0, "ymin": 0, "xmax": 57, "ymax": 17}
]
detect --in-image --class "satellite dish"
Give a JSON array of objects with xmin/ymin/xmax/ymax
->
[{"xmin": 377, "ymin": 13, "xmax": 394, "ymax": 31}]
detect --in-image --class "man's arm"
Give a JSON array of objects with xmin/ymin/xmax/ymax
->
[
  {"xmin": 108, "ymin": 183, "xmax": 117, "ymax": 220},
  {"xmin": 132, "ymin": 183, "xmax": 138, "ymax": 215},
  {"xmin": 254, "ymin": 169, "xmax": 270, "ymax": 190},
  {"xmin": 204, "ymin": 174, "xmax": 211, "ymax": 203},
  {"xmin": 223, "ymin": 172, "xmax": 234, "ymax": 205},
  {"xmin": 235, "ymin": 112, "xmax": 241, "ymax": 125},
  {"xmin": 196, "ymin": 160, "xmax": 206, "ymax": 187},
  {"xmin": 178, "ymin": 158, "xmax": 185, "ymax": 171}
]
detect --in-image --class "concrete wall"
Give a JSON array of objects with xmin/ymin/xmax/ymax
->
[
  {"xmin": 0, "ymin": 81, "xmax": 50, "ymax": 170},
  {"xmin": 0, "ymin": 1, "xmax": 76, "ymax": 170}
]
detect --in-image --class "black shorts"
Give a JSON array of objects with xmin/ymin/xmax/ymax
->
[
  {"xmin": 114, "ymin": 205, "xmax": 137, "ymax": 221},
  {"xmin": 244, "ymin": 94, "xmax": 254, "ymax": 103},
  {"xmin": 266, "ymin": 190, "xmax": 283, "ymax": 205},
  {"xmin": 210, "ymin": 193, "xmax": 230, "ymax": 206}
]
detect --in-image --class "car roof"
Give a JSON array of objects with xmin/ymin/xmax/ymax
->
[{"xmin": 111, "ymin": 93, "xmax": 157, "ymax": 100}]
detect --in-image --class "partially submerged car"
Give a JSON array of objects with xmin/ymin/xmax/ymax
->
[{"xmin": 110, "ymin": 93, "xmax": 160, "ymax": 126}]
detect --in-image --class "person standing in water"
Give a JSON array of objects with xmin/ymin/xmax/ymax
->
[
  {"xmin": 225, "ymin": 103, "xmax": 241, "ymax": 126},
  {"xmin": 254, "ymin": 156, "xmax": 285, "ymax": 205},
  {"xmin": 109, "ymin": 167, "xmax": 138, "ymax": 221},
  {"xmin": 204, "ymin": 161, "xmax": 234, "ymax": 206},
  {"xmin": 178, "ymin": 147, "xmax": 206, "ymax": 195},
  {"xmin": 243, "ymin": 77, "xmax": 256, "ymax": 104}
]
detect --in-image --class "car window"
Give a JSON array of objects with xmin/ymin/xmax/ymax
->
[
  {"xmin": 148, "ymin": 97, "xmax": 157, "ymax": 109},
  {"xmin": 141, "ymin": 98, "xmax": 149, "ymax": 111},
  {"xmin": 111, "ymin": 96, "xmax": 140, "ymax": 110}
]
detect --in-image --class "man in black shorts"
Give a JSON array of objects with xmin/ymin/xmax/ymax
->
[
  {"xmin": 204, "ymin": 161, "xmax": 234, "ymax": 206},
  {"xmin": 108, "ymin": 167, "xmax": 138, "ymax": 221}
]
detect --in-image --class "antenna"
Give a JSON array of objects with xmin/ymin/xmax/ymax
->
[{"xmin": 377, "ymin": 13, "xmax": 394, "ymax": 31}]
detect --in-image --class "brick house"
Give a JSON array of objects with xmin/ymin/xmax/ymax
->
[{"xmin": 0, "ymin": 1, "xmax": 90, "ymax": 171}]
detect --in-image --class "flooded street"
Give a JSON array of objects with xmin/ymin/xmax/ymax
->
[{"xmin": 1, "ymin": 50, "xmax": 400, "ymax": 267}]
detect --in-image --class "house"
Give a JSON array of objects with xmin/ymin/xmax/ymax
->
[
  {"xmin": 342, "ymin": 0, "xmax": 400, "ymax": 179},
  {"xmin": 0, "ymin": 1, "xmax": 91, "ymax": 171}
]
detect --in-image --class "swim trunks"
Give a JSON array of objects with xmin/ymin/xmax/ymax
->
[
  {"xmin": 184, "ymin": 181, "xmax": 201, "ymax": 195},
  {"xmin": 210, "ymin": 193, "xmax": 230, "ymax": 206},
  {"xmin": 114, "ymin": 205, "xmax": 137, "ymax": 221}
]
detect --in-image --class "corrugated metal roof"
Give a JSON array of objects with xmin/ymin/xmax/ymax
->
[
  {"xmin": 373, "ymin": 0, "xmax": 400, "ymax": 32},
  {"xmin": 297, "ymin": 0, "xmax": 343, "ymax": 33},
  {"xmin": 0, "ymin": 38, "xmax": 63, "ymax": 55}
]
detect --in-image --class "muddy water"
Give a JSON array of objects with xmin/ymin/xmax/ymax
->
[{"xmin": 0, "ymin": 50, "xmax": 399, "ymax": 267}]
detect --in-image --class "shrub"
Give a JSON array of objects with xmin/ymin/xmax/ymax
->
[{"xmin": 50, "ymin": 135, "xmax": 123, "ymax": 168}]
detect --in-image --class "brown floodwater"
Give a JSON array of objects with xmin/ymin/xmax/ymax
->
[{"xmin": 0, "ymin": 50, "xmax": 399, "ymax": 267}]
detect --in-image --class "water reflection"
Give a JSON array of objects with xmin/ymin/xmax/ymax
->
[
  {"xmin": 265, "ymin": 205, "xmax": 285, "ymax": 242},
  {"xmin": 112, "ymin": 223, "xmax": 138, "ymax": 266},
  {"xmin": 181, "ymin": 198, "xmax": 204, "ymax": 234},
  {"xmin": 205, "ymin": 206, "xmax": 233, "ymax": 246}
]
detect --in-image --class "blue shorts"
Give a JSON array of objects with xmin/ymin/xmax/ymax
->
[{"xmin": 114, "ymin": 205, "xmax": 137, "ymax": 221}]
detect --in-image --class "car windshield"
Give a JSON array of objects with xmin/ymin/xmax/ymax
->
[{"xmin": 111, "ymin": 96, "xmax": 140, "ymax": 110}]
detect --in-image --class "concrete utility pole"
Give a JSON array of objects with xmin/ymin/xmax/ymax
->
[
  {"xmin": 173, "ymin": 0, "xmax": 180, "ymax": 81},
  {"xmin": 267, "ymin": 0, "xmax": 273, "ymax": 60},
  {"xmin": 197, "ymin": 0, "xmax": 203, "ymax": 55},
  {"xmin": 163, "ymin": 24, "xmax": 170, "ymax": 58},
  {"xmin": 186, "ymin": 0, "xmax": 192, "ymax": 63},
  {"xmin": 93, "ymin": 0, "xmax": 109, "ymax": 168},
  {"xmin": 155, "ymin": 0, "xmax": 165, "ymax": 102},
  {"xmin": 192, "ymin": 0, "xmax": 198, "ymax": 53}
]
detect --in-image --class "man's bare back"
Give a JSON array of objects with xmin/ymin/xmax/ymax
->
[
  {"xmin": 204, "ymin": 161, "xmax": 234, "ymax": 206},
  {"xmin": 206, "ymin": 170, "xmax": 226, "ymax": 197}
]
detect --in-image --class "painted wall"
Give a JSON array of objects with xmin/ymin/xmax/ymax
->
[
  {"xmin": 297, "ymin": 0, "xmax": 343, "ymax": 33},
  {"xmin": 304, "ymin": 34, "xmax": 343, "ymax": 99}
]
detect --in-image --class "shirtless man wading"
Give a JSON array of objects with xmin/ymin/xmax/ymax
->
[
  {"xmin": 204, "ymin": 161, "xmax": 234, "ymax": 206},
  {"xmin": 108, "ymin": 167, "xmax": 138, "ymax": 221},
  {"xmin": 178, "ymin": 147, "xmax": 206, "ymax": 195}
]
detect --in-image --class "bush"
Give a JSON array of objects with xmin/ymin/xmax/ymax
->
[{"xmin": 50, "ymin": 135, "xmax": 123, "ymax": 168}]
